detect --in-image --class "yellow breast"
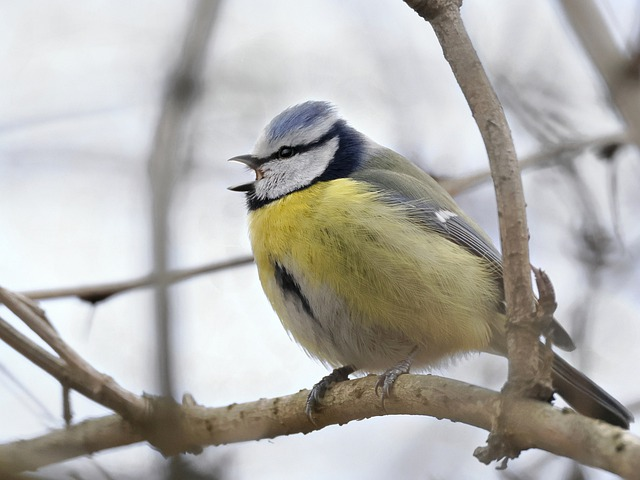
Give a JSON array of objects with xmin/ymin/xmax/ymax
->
[{"xmin": 248, "ymin": 178, "xmax": 503, "ymax": 369}]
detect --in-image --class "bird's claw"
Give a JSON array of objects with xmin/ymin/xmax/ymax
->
[
  {"xmin": 375, "ymin": 355, "xmax": 414, "ymax": 408},
  {"xmin": 305, "ymin": 365, "xmax": 355, "ymax": 420}
]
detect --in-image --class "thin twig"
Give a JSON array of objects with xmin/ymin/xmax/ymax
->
[
  {"xmin": 440, "ymin": 132, "xmax": 626, "ymax": 195},
  {"xmin": 0, "ymin": 288, "xmax": 147, "ymax": 421},
  {"xmin": 0, "ymin": 313, "xmax": 148, "ymax": 425},
  {"xmin": 19, "ymin": 256, "xmax": 254, "ymax": 303},
  {"xmin": 0, "ymin": 315, "xmax": 67, "ymax": 383}
]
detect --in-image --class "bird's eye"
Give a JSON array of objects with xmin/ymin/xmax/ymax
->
[{"xmin": 278, "ymin": 146, "xmax": 295, "ymax": 158}]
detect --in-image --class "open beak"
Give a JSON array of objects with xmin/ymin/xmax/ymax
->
[{"xmin": 228, "ymin": 154, "xmax": 264, "ymax": 192}]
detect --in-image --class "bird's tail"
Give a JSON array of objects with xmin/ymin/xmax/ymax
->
[{"xmin": 552, "ymin": 353, "xmax": 633, "ymax": 429}]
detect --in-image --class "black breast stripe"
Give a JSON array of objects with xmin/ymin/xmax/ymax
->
[{"xmin": 274, "ymin": 263, "xmax": 316, "ymax": 320}]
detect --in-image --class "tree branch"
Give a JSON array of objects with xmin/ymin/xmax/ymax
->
[
  {"xmin": 0, "ymin": 287, "xmax": 148, "ymax": 422},
  {"xmin": 2, "ymin": 375, "xmax": 638, "ymax": 477},
  {"xmin": 18, "ymin": 256, "xmax": 254, "ymax": 303},
  {"xmin": 147, "ymin": 0, "xmax": 220, "ymax": 401},
  {"xmin": 439, "ymin": 132, "xmax": 626, "ymax": 195},
  {"xmin": 559, "ymin": 0, "xmax": 640, "ymax": 147},
  {"xmin": 402, "ymin": 0, "xmax": 546, "ymax": 462}
]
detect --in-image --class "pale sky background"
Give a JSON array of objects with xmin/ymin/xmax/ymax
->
[{"xmin": 1, "ymin": 1, "xmax": 640, "ymax": 479}]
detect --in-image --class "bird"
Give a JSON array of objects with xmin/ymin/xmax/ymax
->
[{"xmin": 229, "ymin": 100, "xmax": 633, "ymax": 429}]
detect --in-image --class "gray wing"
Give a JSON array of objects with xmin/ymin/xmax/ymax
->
[
  {"xmin": 351, "ymin": 167, "xmax": 503, "ymax": 276},
  {"xmin": 351, "ymin": 165, "xmax": 576, "ymax": 352},
  {"xmin": 402, "ymin": 197, "xmax": 503, "ymax": 275}
]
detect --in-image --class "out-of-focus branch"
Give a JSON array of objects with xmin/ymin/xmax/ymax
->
[
  {"xmin": 2, "ymin": 375, "xmax": 639, "ymax": 477},
  {"xmin": 439, "ymin": 131, "xmax": 626, "ymax": 195},
  {"xmin": 402, "ymin": 0, "xmax": 547, "ymax": 462},
  {"xmin": 15, "ymin": 132, "xmax": 623, "ymax": 307},
  {"xmin": 147, "ymin": 0, "xmax": 220, "ymax": 404},
  {"xmin": 14, "ymin": 131, "xmax": 622, "ymax": 308},
  {"xmin": 559, "ymin": 0, "xmax": 640, "ymax": 146},
  {"xmin": 19, "ymin": 256, "xmax": 254, "ymax": 303}
]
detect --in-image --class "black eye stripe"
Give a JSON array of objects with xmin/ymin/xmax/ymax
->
[{"xmin": 267, "ymin": 125, "xmax": 339, "ymax": 161}]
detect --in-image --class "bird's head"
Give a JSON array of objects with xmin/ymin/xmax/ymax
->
[{"xmin": 229, "ymin": 101, "xmax": 365, "ymax": 209}]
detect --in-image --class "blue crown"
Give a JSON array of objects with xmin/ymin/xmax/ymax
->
[{"xmin": 266, "ymin": 101, "xmax": 337, "ymax": 142}]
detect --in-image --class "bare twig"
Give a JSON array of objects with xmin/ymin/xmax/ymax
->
[
  {"xmin": 0, "ymin": 288, "xmax": 147, "ymax": 421},
  {"xmin": 531, "ymin": 267, "xmax": 556, "ymax": 395},
  {"xmin": 2, "ymin": 375, "xmax": 639, "ymax": 477},
  {"xmin": 0, "ymin": 362, "xmax": 56, "ymax": 422},
  {"xmin": 439, "ymin": 132, "xmax": 626, "ymax": 195},
  {"xmin": 19, "ymin": 255, "xmax": 254, "ymax": 303},
  {"xmin": 0, "ymin": 315, "xmax": 66, "ymax": 381}
]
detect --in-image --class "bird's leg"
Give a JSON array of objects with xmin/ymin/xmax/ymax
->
[
  {"xmin": 375, "ymin": 346, "xmax": 418, "ymax": 405},
  {"xmin": 305, "ymin": 365, "xmax": 356, "ymax": 418}
]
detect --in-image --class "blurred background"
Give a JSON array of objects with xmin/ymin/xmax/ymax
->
[{"xmin": 2, "ymin": 0, "xmax": 639, "ymax": 478}]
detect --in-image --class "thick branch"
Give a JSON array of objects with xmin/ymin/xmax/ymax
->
[
  {"xmin": 2, "ymin": 375, "xmax": 638, "ymax": 477},
  {"xmin": 402, "ymin": 0, "xmax": 552, "ymax": 462},
  {"xmin": 0, "ymin": 416, "xmax": 143, "ymax": 474},
  {"xmin": 404, "ymin": 0, "xmax": 542, "ymax": 396}
]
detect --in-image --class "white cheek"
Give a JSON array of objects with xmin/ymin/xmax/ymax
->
[{"xmin": 254, "ymin": 137, "xmax": 339, "ymax": 200}]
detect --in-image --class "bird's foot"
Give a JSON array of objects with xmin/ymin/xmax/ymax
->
[
  {"xmin": 305, "ymin": 365, "xmax": 355, "ymax": 419},
  {"xmin": 375, "ymin": 348, "xmax": 418, "ymax": 407}
]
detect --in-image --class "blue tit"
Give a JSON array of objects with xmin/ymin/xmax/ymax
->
[{"xmin": 229, "ymin": 101, "xmax": 632, "ymax": 428}]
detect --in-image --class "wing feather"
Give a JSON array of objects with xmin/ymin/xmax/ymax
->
[{"xmin": 350, "ymin": 163, "xmax": 576, "ymax": 352}]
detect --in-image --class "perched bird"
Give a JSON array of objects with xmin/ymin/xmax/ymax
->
[{"xmin": 229, "ymin": 101, "xmax": 633, "ymax": 428}]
